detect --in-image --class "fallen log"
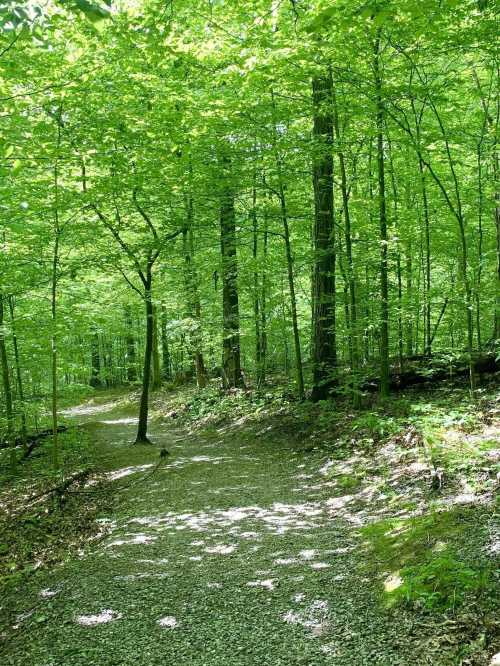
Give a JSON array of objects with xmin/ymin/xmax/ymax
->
[
  {"xmin": 361, "ymin": 353, "xmax": 499, "ymax": 392},
  {"xmin": 27, "ymin": 469, "xmax": 91, "ymax": 507},
  {"xmin": 0, "ymin": 425, "xmax": 68, "ymax": 453}
]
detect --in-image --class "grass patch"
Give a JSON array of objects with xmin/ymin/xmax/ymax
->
[{"xmin": 361, "ymin": 507, "xmax": 496, "ymax": 612}]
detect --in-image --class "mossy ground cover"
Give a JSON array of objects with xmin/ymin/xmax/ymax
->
[{"xmin": 1, "ymin": 381, "xmax": 498, "ymax": 665}]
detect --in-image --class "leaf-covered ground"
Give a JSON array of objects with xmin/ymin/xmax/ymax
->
[{"xmin": 1, "ymin": 385, "xmax": 499, "ymax": 665}]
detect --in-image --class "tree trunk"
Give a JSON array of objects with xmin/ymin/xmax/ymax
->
[
  {"xmin": 124, "ymin": 305, "xmax": 137, "ymax": 382},
  {"xmin": 311, "ymin": 71, "xmax": 336, "ymax": 401},
  {"xmin": 0, "ymin": 296, "xmax": 16, "ymax": 471},
  {"xmin": 151, "ymin": 304, "xmax": 161, "ymax": 389},
  {"xmin": 7, "ymin": 296, "xmax": 26, "ymax": 444},
  {"xmin": 251, "ymin": 179, "xmax": 262, "ymax": 384},
  {"xmin": 160, "ymin": 304, "xmax": 172, "ymax": 381},
  {"xmin": 332, "ymin": 80, "xmax": 360, "ymax": 406},
  {"xmin": 219, "ymin": 155, "xmax": 244, "ymax": 389},
  {"xmin": 373, "ymin": 31, "xmax": 390, "ymax": 398},
  {"xmin": 182, "ymin": 194, "xmax": 207, "ymax": 389},
  {"xmin": 135, "ymin": 269, "xmax": 153, "ymax": 444},
  {"xmin": 89, "ymin": 328, "xmax": 102, "ymax": 388}
]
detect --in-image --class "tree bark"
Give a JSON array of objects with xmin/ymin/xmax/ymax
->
[
  {"xmin": 373, "ymin": 31, "xmax": 390, "ymax": 398},
  {"xmin": 135, "ymin": 267, "xmax": 153, "ymax": 444},
  {"xmin": 8, "ymin": 296, "xmax": 26, "ymax": 444},
  {"xmin": 0, "ymin": 296, "xmax": 15, "ymax": 471},
  {"xmin": 89, "ymin": 328, "xmax": 102, "ymax": 388},
  {"xmin": 311, "ymin": 70, "xmax": 336, "ymax": 401},
  {"xmin": 124, "ymin": 305, "xmax": 137, "ymax": 382},
  {"xmin": 219, "ymin": 155, "xmax": 244, "ymax": 389}
]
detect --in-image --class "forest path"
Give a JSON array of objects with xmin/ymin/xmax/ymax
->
[{"xmin": 7, "ymin": 396, "xmax": 428, "ymax": 666}]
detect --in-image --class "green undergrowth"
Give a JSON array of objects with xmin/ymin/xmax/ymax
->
[
  {"xmin": 0, "ymin": 429, "xmax": 112, "ymax": 594},
  {"xmin": 361, "ymin": 507, "xmax": 498, "ymax": 614}
]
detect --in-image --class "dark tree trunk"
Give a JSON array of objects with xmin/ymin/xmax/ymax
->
[
  {"xmin": 219, "ymin": 155, "xmax": 244, "ymax": 389},
  {"xmin": 135, "ymin": 269, "xmax": 153, "ymax": 444},
  {"xmin": 311, "ymin": 71, "xmax": 336, "ymax": 401}
]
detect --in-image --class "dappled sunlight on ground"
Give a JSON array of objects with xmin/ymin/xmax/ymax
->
[
  {"xmin": 75, "ymin": 609, "xmax": 122, "ymax": 626},
  {"xmin": 9, "ymin": 391, "xmax": 497, "ymax": 666}
]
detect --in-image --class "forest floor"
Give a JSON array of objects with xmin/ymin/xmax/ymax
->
[{"xmin": 0, "ymin": 379, "xmax": 499, "ymax": 665}]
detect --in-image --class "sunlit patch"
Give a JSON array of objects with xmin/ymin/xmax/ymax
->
[
  {"xmin": 99, "ymin": 417, "xmax": 138, "ymax": 425},
  {"xmin": 310, "ymin": 562, "xmax": 330, "ymax": 569},
  {"xmin": 136, "ymin": 558, "xmax": 169, "ymax": 565},
  {"xmin": 107, "ymin": 533, "xmax": 156, "ymax": 547},
  {"xmin": 207, "ymin": 582, "xmax": 222, "ymax": 589},
  {"xmin": 293, "ymin": 593, "xmax": 305, "ymax": 602},
  {"xmin": 76, "ymin": 609, "xmax": 122, "ymax": 626},
  {"xmin": 384, "ymin": 572, "xmax": 403, "ymax": 592},
  {"xmin": 114, "ymin": 572, "xmax": 169, "ymax": 581},
  {"xmin": 204, "ymin": 544, "xmax": 236, "ymax": 555},
  {"xmin": 274, "ymin": 557, "xmax": 299, "ymax": 565},
  {"xmin": 282, "ymin": 600, "xmax": 329, "ymax": 637},
  {"xmin": 39, "ymin": 587, "xmax": 60, "ymax": 598},
  {"xmin": 107, "ymin": 464, "xmax": 153, "ymax": 481},
  {"xmin": 298, "ymin": 549, "xmax": 316, "ymax": 560},
  {"xmin": 189, "ymin": 555, "xmax": 203, "ymax": 561},
  {"xmin": 490, "ymin": 652, "xmax": 500, "ymax": 666},
  {"xmin": 247, "ymin": 579, "xmax": 275, "ymax": 591},
  {"xmin": 158, "ymin": 616, "xmax": 178, "ymax": 628}
]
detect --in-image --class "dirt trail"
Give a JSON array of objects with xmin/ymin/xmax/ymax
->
[{"xmin": 1, "ymin": 397, "xmax": 473, "ymax": 665}]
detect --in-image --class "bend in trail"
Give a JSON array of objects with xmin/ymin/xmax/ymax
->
[{"xmin": 5, "ymin": 396, "xmax": 441, "ymax": 665}]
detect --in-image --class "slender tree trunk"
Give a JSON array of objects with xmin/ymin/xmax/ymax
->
[
  {"xmin": 387, "ymin": 134, "xmax": 404, "ymax": 371},
  {"xmin": 124, "ymin": 305, "xmax": 137, "ymax": 382},
  {"xmin": 251, "ymin": 179, "xmax": 262, "ymax": 384},
  {"xmin": 332, "ymin": 81, "xmax": 360, "ymax": 406},
  {"xmin": 135, "ymin": 267, "xmax": 154, "ymax": 444},
  {"xmin": 279, "ymin": 187, "xmax": 305, "ymax": 399},
  {"xmin": 151, "ymin": 304, "xmax": 161, "ymax": 389},
  {"xmin": 89, "ymin": 328, "xmax": 101, "ymax": 388},
  {"xmin": 373, "ymin": 31, "xmax": 390, "ymax": 398},
  {"xmin": 7, "ymin": 296, "xmax": 26, "ymax": 443},
  {"xmin": 259, "ymin": 197, "xmax": 269, "ymax": 386},
  {"xmin": 51, "ymin": 123, "xmax": 61, "ymax": 471},
  {"xmin": 160, "ymin": 304, "xmax": 172, "ymax": 382},
  {"xmin": 182, "ymin": 193, "xmax": 207, "ymax": 389},
  {"xmin": 219, "ymin": 155, "xmax": 244, "ymax": 389},
  {"xmin": 0, "ymin": 296, "xmax": 15, "ymax": 471},
  {"xmin": 311, "ymin": 70, "xmax": 336, "ymax": 401}
]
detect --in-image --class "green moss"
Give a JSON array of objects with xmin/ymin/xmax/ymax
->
[{"xmin": 361, "ymin": 508, "xmax": 495, "ymax": 611}]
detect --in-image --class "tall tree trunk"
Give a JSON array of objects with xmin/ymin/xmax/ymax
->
[
  {"xmin": 160, "ymin": 304, "xmax": 172, "ymax": 381},
  {"xmin": 259, "ymin": 194, "xmax": 269, "ymax": 386},
  {"xmin": 311, "ymin": 70, "xmax": 336, "ymax": 401},
  {"xmin": 135, "ymin": 266, "xmax": 154, "ymax": 444},
  {"xmin": 151, "ymin": 304, "xmax": 161, "ymax": 389},
  {"xmin": 7, "ymin": 296, "xmax": 26, "ymax": 444},
  {"xmin": 0, "ymin": 296, "xmax": 15, "ymax": 471},
  {"xmin": 124, "ymin": 305, "xmax": 137, "ymax": 382},
  {"xmin": 219, "ymin": 155, "xmax": 244, "ymax": 389},
  {"xmin": 270, "ymin": 92, "xmax": 305, "ymax": 399},
  {"xmin": 89, "ymin": 328, "xmax": 101, "ymax": 388},
  {"xmin": 182, "ymin": 192, "xmax": 207, "ymax": 389},
  {"xmin": 373, "ymin": 31, "xmax": 390, "ymax": 398},
  {"xmin": 251, "ymin": 178, "xmax": 262, "ymax": 384},
  {"xmin": 332, "ymin": 80, "xmax": 360, "ymax": 406},
  {"xmin": 51, "ymin": 123, "xmax": 61, "ymax": 470}
]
